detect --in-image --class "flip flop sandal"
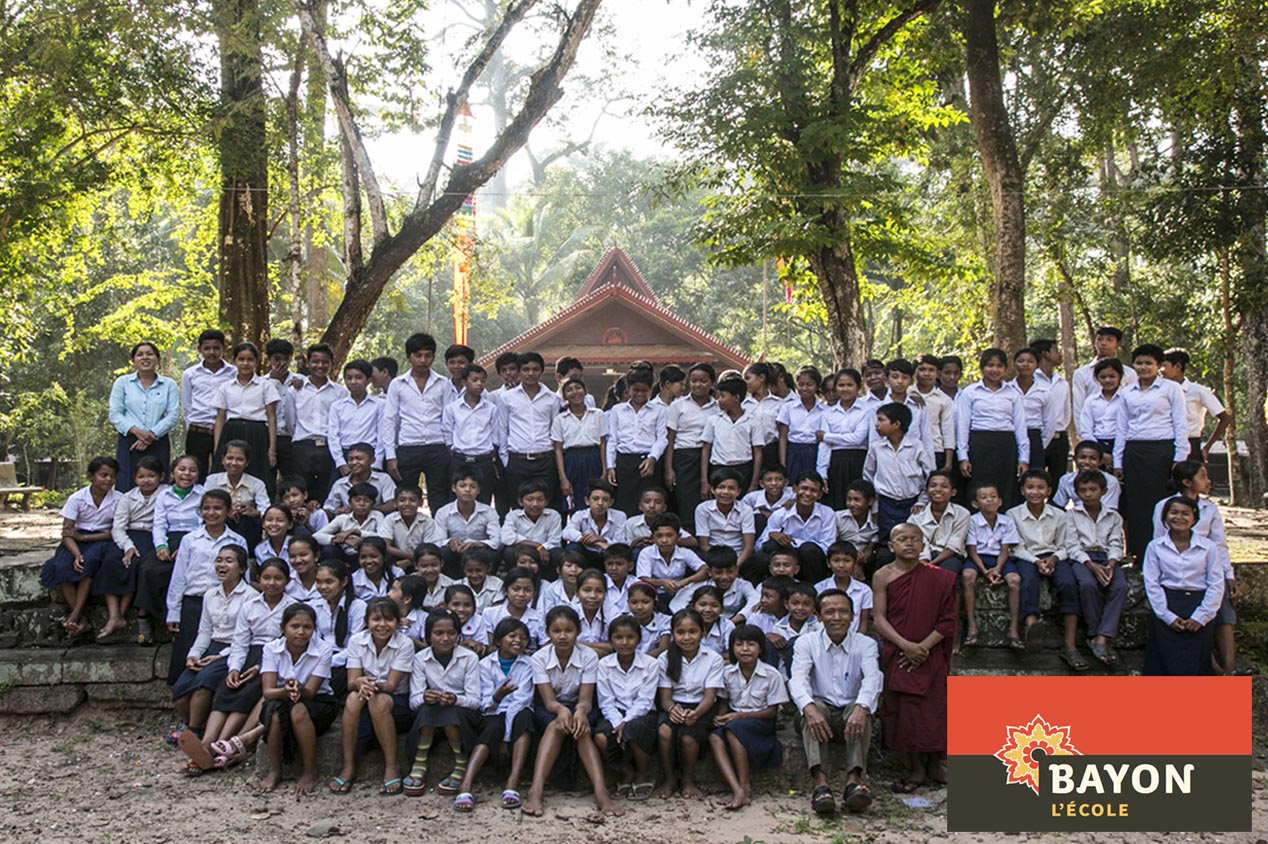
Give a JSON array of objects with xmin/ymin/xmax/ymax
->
[
  {"xmin": 615, "ymin": 783, "xmax": 633, "ymax": 798},
  {"xmin": 842, "ymin": 782, "xmax": 873, "ymax": 812},
  {"xmin": 381, "ymin": 778, "xmax": 403, "ymax": 796},
  {"xmin": 811, "ymin": 784, "xmax": 836, "ymax": 814},
  {"xmin": 1060, "ymin": 649, "xmax": 1089, "ymax": 671},
  {"xmin": 630, "ymin": 783, "xmax": 654, "ymax": 802},
  {"xmin": 1087, "ymin": 641, "xmax": 1110, "ymax": 664},
  {"xmin": 329, "ymin": 777, "xmax": 354, "ymax": 794},
  {"xmin": 177, "ymin": 729, "xmax": 214, "ymax": 770},
  {"xmin": 501, "ymin": 789, "xmax": 522, "ymax": 809},
  {"xmin": 1008, "ymin": 636, "xmax": 1025, "ymax": 651},
  {"xmin": 436, "ymin": 775, "xmax": 463, "ymax": 795},
  {"xmin": 402, "ymin": 774, "xmax": 428, "ymax": 797},
  {"xmin": 890, "ymin": 779, "xmax": 922, "ymax": 794},
  {"xmin": 1104, "ymin": 645, "xmax": 1120, "ymax": 665},
  {"xmin": 453, "ymin": 792, "xmax": 475, "ymax": 812},
  {"xmin": 963, "ymin": 633, "xmax": 979, "ymax": 646}
]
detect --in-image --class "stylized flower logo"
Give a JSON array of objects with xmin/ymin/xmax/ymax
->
[{"xmin": 994, "ymin": 714, "xmax": 1082, "ymax": 794}]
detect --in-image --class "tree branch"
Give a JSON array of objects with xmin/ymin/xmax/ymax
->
[
  {"xmin": 296, "ymin": 1, "xmax": 387, "ymax": 244},
  {"xmin": 847, "ymin": 0, "xmax": 942, "ymax": 93},
  {"xmin": 1018, "ymin": 89, "xmax": 1070, "ymax": 173}
]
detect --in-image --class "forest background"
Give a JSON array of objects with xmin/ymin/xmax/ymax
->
[{"xmin": 2, "ymin": 0, "xmax": 1266, "ymax": 503}]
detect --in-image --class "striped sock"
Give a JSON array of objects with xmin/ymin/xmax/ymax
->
[
  {"xmin": 408, "ymin": 741, "xmax": 431, "ymax": 780},
  {"xmin": 449, "ymin": 740, "xmax": 468, "ymax": 778}
]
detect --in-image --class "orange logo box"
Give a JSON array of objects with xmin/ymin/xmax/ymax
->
[{"xmin": 947, "ymin": 676, "xmax": 1251, "ymax": 832}]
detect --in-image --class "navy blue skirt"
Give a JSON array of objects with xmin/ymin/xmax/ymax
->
[
  {"xmin": 116, "ymin": 434, "xmax": 171, "ymax": 493},
  {"xmin": 1145, "ymin": 587, "xmax": 1215, "ymax": 676},
  {"xmin": 93, "ymin": 530, "xmax": 154, "ymax": 596},
  {"xmin": 658, "ymin": 701, "xmax": 719, "ymax": 744},
  {"xmin": 784, "ymin": 442, "xmax": 818, "ymax": 485},
  {"xmin": 170, "ymin": 640, "xmax": 230, "ymax": 700},
  {"xmin": 210, "ymin": 644, "xmax": 264, "ymax": 713},
  {"xmin": 355, "ymin": 692, "xmax": 414, "ymax": 754},
  {"xmin": 826, "ymin": 448, "xmax": 867, "ymax": 510},
  {"xmin": 562, "ymin": 446, "xmax": 603, "ymax": 513},
  {"xmin": 40, "ymin": 539, "xmax": 113, "ymax": 588},
  {"xmin": 715, "ymin": 716, "xmax": 782, "ymax": 768}
]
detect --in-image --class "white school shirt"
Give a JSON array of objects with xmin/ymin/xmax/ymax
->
[
  {"xmin": 378, "ymin": 370, "xmax": 456, "ymax": 460},
  {"xmin": 1113, "ymin": 377, "xmax": 1189, "ymax": 467},
  {"xmin": 181, "ymin": 360, "xmax": 237, "ymax": 427},
  {"xmin": 460, "ymin": 575, "xmax": 505, "ymax": 613},
  {"xmin": 881, "ymin": 390, "xmax": 936, "ymax": 464},
  {"xmin": 262, "ymin": 635, "xmax": 334, "ymax": 696},
  {"xmin": 1065, "ymin": 502, "xmax": 1126, "ymax": 564},
  {"xmin": 60, "ymin": 485, "xmax": 121, "ymax": 533},
  {"xmin": 742, "ymin": 394, "xmax": 783, "ymax": 445},
  {"xmin": 538, "ymin": 580, "xmax": 576, "ymax": 612},
  {"xmin": 693, "ymin": 499, "xmax": 755, "ymax": 554},
  {"xmin": 112, "ymin": 485, "xmax": 160, "ymax": 552},
  {"xmin": 345, "ymin": 629, "xmax": 415, "ymax": 694},
  {"xmin": 1180, "ymin": 378, "xmax": 1225, "ymax": 438},
  {"xmin": 758, "ymin": 502, "xmax": 837, "ymax": 551},
  {"xmin": 499, "ymin": 383, "xmax": 562, "ymax": 458},
  {"xmin": 577, "ymin": 601, "xmax": 624, "ymax": 644},
  {"xmin": 702, "ymin": 410, "xmax": 763, "ymax": 465},
  {"xmin": 624, "ymin": 513, "xmax": 692, "ymax": 545},
  {"xmin": 742, "ymin": 487, "xmax": 794, "ymax": 514},
  {"xmin": 314, "ymin": 511, "xmax": 387, "ymax": 546},
  {"xmin": 442, "ymin": 394, "xmax": 502, "ymax": 455},
  {"xmin": 669, "ymin": 577, "xmax": 758, "ymax": 616},
  {"xmin": 253, "ymin": 538, "xmax": 290, "ymax": 565},
  {"xmin": 739, "ymin": 605, "xmax": 778, "ymax": 635},
  {"xmin": 636, "ymin": 544, "xmax": 706, "ymax": 581},
  {"xmin": 353, "ymin": 566, "xmax": 406, "ymax": 601},
  {"xmin": 811, "ymin": 576, "xmax": 874, "ymax": 633},
  {"xmin": 1035, "ymin": 369, "xmax": 1071, "ymax": 445},
  {"xmin": 597, "ymin": 651, "xmax": 659, "ymax": 728},
  {"xmin": 165, "ymin": 525, "xmax": 247, "ymax": 623},
  {"xmin": 189, "ymin": 579, "xmax": 254, "ymax": 660},
  {"xmin": 966, "ymin": 511, "xmax": 1020, "ymax": 557},
  {"xmin": 432, "ymin": 501, "xmax": 501, "ymax": 548},
  {"xmin": 915, "ymin": 387, "xmax": 956, "ymax": 455},
  {"xmin": 1053, "ymin": 470, "xmax": 1121, "ymax": 511},
  {"xmin": 314, "ymin": 596, "xmax": 367, "ymax": 666},
  {"xmin": 285, "ymin": 574, "xmax": 321, "ymax": 603},
  {"xmin": 500, "ymin": 509, "xmax": 563, "ymax": 550},
  {"xmin": 907, "ymin": 502, "xmax": 971, "ymax": 559},
  {"xmin": 550, "ymin": 406, "xmax": 606, "ymax": 449},
  {"xmin": 837, "ymin": 511, "xmax": 879, "ymax": 549},
  {"xmin": 665, "ymin": 395, "xmax": 721, "ymax": 450},
  {"xmin": 152, "ymin": 484, "xmax": 205, "ymax": 549},
  {"xmin": 326, "ymin": 393, "xmax": 384, "ymax": 466},
  {"xmin": 531, "ymin": 644, "xmax": 599, "ymax": 705},
  {"xmin": 606, "ymin": 400, "xmax": 668, "ymax": 464},
  {"xmin": 1142, "ymin": 534, "xmax": 1224, "ymax": 626},
  {"xmin": 1005, "ymin": 503, "xmax": 1070, "ymax": 561},
  {"xmin": 636, "ymin": 612, "xmax": 671, "ymax": 654},
  {"xmin": 699, "ymin": 616, "xmax": 736, "ymax": 656},
  {"xmin": 204, "ymin": 472, "xmax": 270, "ymax": 512},
  {"xmin": 604, "ymin": 576, "xmax": 633, "ymax": 613},
  {"xmin": 270, "ymin": 372, "xmax": 302, "ymax": 438},
  {"xmin": 226, "ymin": 591, "xmax": 287, "ymax": 670},
  {"xmin": 1152, "ymin": 497, "xmax": 1233, "ymax": 580},
  {"xmin": 213, "ymin": 374, "xmax": 280, "ymax": 422},
  {"xmin": 788, "ymin": 628, "xmax": 882, "ymax": 712},
  {"xmin": 292, "ymin": 377, "xmax": 348, "ymax": 444},
  {"xmin": 561, "ymin": 508, "xmax": 627, "ymax": 544},
  {"xmin": 777, "ymin": 398, "xmax": 827, "ymax": 444},
  {"xmin": 460, "ymin": 612, "xmax": 489, "ymax": 645},
  {"xmin": 409, "ymin": 646, "xmax": 482, "ymax": 710},
  {"xmin": 954, "ymin": 381, "xmax": 1029, "ymax": 463},
  {"xmin": 1072, "ymin": 358, "xmax": 1137, "ymax": 424},
  {"xmin": 376, "ymin": 510, "xmax": 437, "ymax": 556},
  {"xmin": 325, "ymin": 470, "xmax": 397, "ymax": 513},
  {"xmin": 479, "ymin": 651, "xmax": 535, "ymax": 741},
  {"xmin": 482, "ymin": 603, "xmax": 546, "ymax": 650},
  {"xmin": 403, "ymin": 608, "xmax": 428, "ymax": 641},
  {"xmin": 657, "ymin": 648, "xmax": 724, "ymax": 705},
  {"xmin": 420, "ymin": 574, "xmax": 455, "ymax": 610},
  {"xmin": 1008, "ymin": 378, "xmax": 1052, "ymax": 442},
  {"xmin": 863, "ymin": 432, "xmax": 934, "ymax": 501},
  {"xmin": 1078, "ymin": 389, "xmax": 1123, "ymax": 445},
  {"xmin": 720, "ymin": 660, "xmax": 789, "ymax": 712}
]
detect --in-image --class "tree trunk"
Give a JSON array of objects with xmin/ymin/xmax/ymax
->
[
  {"xmin": 303, "ymin": 0, "xmax": 329, "ymax": 335},
  {"xmin": 286, "ymin": 48, "xmax": 305, "ymax": 344},
  {"xmin": 1221, "ymin": 248, "xmax": 1239, "ymax": 505},
  {"xmin": 1235, "ymin": 56, "xmax": 1268, "ymax": 503},
  {"xmin": 806, "ymin": 235, "xmax": 868, "ymax": 369},
  {"xmin": 964, "ymin": 0, "xmax": 1026, "ymax": 355},
  {"xmin": 215, "ymin": 0, "xmax": 269, "ymax": 348}
]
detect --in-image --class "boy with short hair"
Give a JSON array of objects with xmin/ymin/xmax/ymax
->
[
  {"xmin": 369, "ymin": 356, "xmax": 398, "ymax": 394},
  {"xmin": 377, "ymin": 485, "xmax": 436, "ymax": 565},
  {"xmin": 323, "ymin": 442, "xmax": 397, "ymax": 516},
  {"xmin": 1052, "ymin": 441, "xmax": 1121, "ymax": 510},
  {"xmin": 1065, "ymin": 469, "xmax": 1127, "ymax": 667},
  {"xmin": 492, "ymin": 351, "xmax": 520, "ymax": 398},
  {"xmin": 635, "ymin": 512, "xmax": 707, "ymax": 603},
  {"xmin": 754, "ymin": 472, "xmax": 836, "ymax": 584},
  {"xmin": 703, "ymin": 378, "xmax": 764, "ymax": 492},
  {"xmin": 560, "ymin": 478, "xmax": 626, "ymax": 566},
  {"xmin": 499, "ymin": 479, "xmax": 563, "ymax": 568},
  {"xmin": 554, "ymin": 356, "xmax": 595, "ymax": 407},
  {"xmin": 181, "ymin": 329, "xmax": 235, "ymax": 479},
  {"xmin": 913, "ymin": 354, "xmax": 955, "ymax": 472},
  {"xmin": 1072, "ymin": 325, "xmax": 1138, "ymax": 424},
  {"xmin": 881, "ymin": 359, "xmax": 936, "ymax": 465},
  {"xmin": 770, "ymin": 582, "xmax": 822, "ymax": 668},
  {"xmin": 314, "ymin": 482, "xmax": 386, "ymax": 561},
  {"xmin": 444, "ymin": 343, "xmax": 476, "ymax": 392},
  {"xmin": 290, "ymin": 342, "xmax": 349, "ymax": 505},
  {"xmin": 605, "ymin": 367, "xmax": 667, "ymax": 516},
  {"xmin": 380, "ymin": 332, "xmax": 458, "ymax": 516},
  {"xmin": 812, "ymin": 542, "xmax": 873, "ymax": 634},
  {"xmin": 1030, "ymin": 338, "xmax": 1072, "ymax": 480},
  {"xmin": 265, "ymin": 338, "xmax": 303, "ymax": 482},
  {"xmin": 862, "ymin": 359, "xmax": 887, "ymax": 401},
  {"xmin": 602, "ymin": 543, "xmax": 635, "ymax": 612},
  {"xmin": 837, "ymin": 480, "xmax": 879, "ymax": 569},
  {"xmin": 432, "ymin": 468, "xmax": 501, "ymax": 577},
  {"xmin": 694, "ymin": 468, "xmax": 756, "ymax": 574},
  {"xmin": 906, "ymin": 470, "xmax": 970, "ymax": 573},
  {"xmin": 498, "ymin": 351, "xmax": 562, "ymax": 517},
  {"xmin": 863, "ymin": 402, "xmax": 934, "ymax": 543},
  {"xmin": 738, "ymin": 575, "xmax": 792, "ymax": 635},
  {"xmin": 965, "ymin": 482, "xmax": 1020, "ymax": 647},
  {"xmin": 327, "ymin": 359, "xmax": 384, "ymax": 473},
  {"xmin": 442, "ymin": 364, "xmax": 502, "ymax": 505},
  {"xmin": 741, "ymin": 464, "xmax": 791, "ymax": 537},
  {"xmin": 669, "ymin": 545, "xmax": 757, "ymax": 616},
  {"xmin": 1160, "ymin": 348, "xmax": 1232, "ymax": 463}
]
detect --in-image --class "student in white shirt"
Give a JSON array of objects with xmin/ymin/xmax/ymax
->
[
  {"xmin": 1010, "ymin": 348, "xmax": 1054, "ymax": 483},
  {"xmin": 1072, "ymin": 326, "xmax": 1139, "ymax": 426},
  {"xmin": 442, "ymin": 364, "xmax": 502, "ymax": 506},
  {"xmin": 777, "ymin": 366, "xmax": 827, "ymax": 496},
  {"xmin": 313, "ymin": 482, "xmax": 386, "ymax": 564},
  {"xmin": 498, "ymin": 352, "xmax": 563, "ymax": 519},
  {"xmin": 905, "ymin": 470, "xmax": 971, "ymax": 573},
  {"xmin": 670, "ymin": 546, "xmax": 759, "ymax": 616},
  {"xmin": 965, "ymin": 482, "xmax": 1020, "ymax": 648},
  {"xmin": 1077, "ymin": 357, "xmax": 1126, "ymax": 464},
  {"xmin": 688, "ymin": 585, "xmax": 736, "ymax": 658},
  {"xmin": 561, "ymin": 479, "xmax": 627, "ymax": 567},
  {"xmin": 499, "ymin": 479, "xmax": 563, "ymax": 570},
  {"xmin": 1160, "ymin": 348, "xmax": 1232, "ymax": 464},
  {"xmin": 181, "ymin": 329, "xmax": 235, "ymax": 479},
  {"xmin": 741, "ymin": 362, "xmax": 783, "ymax": 472},
  {"xmin": 881, "ymin": 359, "xmax": 937, "ymax": 466},
  {"xmin": 1065, "ymin": 470, "xmax": 1128, "ymax": 668},
  {"xmin": 955, "ymin": 347, "xmax": 1029, "ymax": 511},
  {"xmin": 627, "ymin": 582, "xmax": 671, "ymax": 657},
  {"xmin": 864, "ymin": 402, "xmax": 935, "ymax": 545},
  {"xmin": 333, "ymin": 597, "xmax": 415, "ymax": 796},
  {"xmin": 636, "ymin": 512, "xmax": 708, "ymax": 601},
  {"xmin": 211, "ymin": 342, "xmax": 280, "ymax": 494},
  {"xmin": 594, "ymin": 616, "xmax": 660, "ymax": 800},
  {"xmin": 1007, "ymin": 470, "xmax": 1080, "ymax": 668},
  {"xmin": 694, "ymin": 469, "xmax": 757, "ymax": 574},
  {"xmin": 380, "ymin": 333, "xmax": 458, "ymax": 518},
  {"xmin": 655, "ymin": 607, "xmax": 725, "ymax": 801},
  {"xmin": 1142, "ymin": 496, "xmax": 1224, "ymax": 676},
  {"xmin": 482, "ymin": 567, "xmax": 545, "ymax": 652},
  {"xmin": 1030, "ymin": 339, "xmax": 1072, "ymax": 479},
  {"xmin": 140, "ymin": 460, "xmax": 206, "ymax": 646},
  {"xmin": 605, "ymin": 367, "xmax": 667, "ymax": 517},
  {"xmin": 523, "ymin": 606, "xmax": 619, "ymax": 817},
  {"xmin": 755, "ymin": 471, "xmax": 837, "ymax": 584},
  {"xmin": 351, "ymin": 537, "xmax": 405, "ymax": 602},
  {"xmin": 703, "ymin": 377, "xmax": 764, "ymax": 492},
  {"xmin": 312, "ymin": 557, "xmax": 367, "ymax": 699},
  {"xmin": 1052, "ymin": 441, "xmax": 1121, "ymax": 510},
  {"xmin": 327, "ymin": 359, "xmax": 385, "ymax": 474},
  {"xmin": 288, "ymin": 344, "xmax": 349, "ymax": 505},
  {"xmin": 837, "ymin": 480, "xmax": 880, "ymax": 566},
  {"xmin": 402, "ymin": 609, "xmax": 483, "ymax": 797},
  {"xmin": 659, "ymin": 364, "xmax": 720, "ymax": 530},
  {"xmin": 412, "ymin": 544, "xmax": 453, "ymax": 611},
  {"xmin": 913, "ymin": 355, "xmax": 956, "ymax": 473},
  {"xmin": 324, "ymin": 443, "xmax": 397, "ymax": 516},
  {"xmin": 98, "ymin": 455, "xmax": 163, "ymax": 637},
  {"xmin": 285, "ymin": 535, "xmax": 322, "ymax": 603},
  {"xmin": 431, "ymin": 468, "xmax": 501, "ymax": 577},
  {"xmin": 553, "ymin": 376, "xmax": 607, "ymax": 514},
  {"xmin": 817, "ymin": 369, "xmax": 878, "ymax": 510},
  {"xmin": 458, "ymin": 546, "xmax": 505, "ymax": 613},
  {"xmin": 812, "ymin": 542, "xmax": 874, "ymax": 635},
  {"xmin": 378, "ymin": 485, "xmax": 436, "ymax": 566},
  {"xmin": 710, "ymin": 623, "xmax": 790, "ymax": 810},
  {"xmin": 205, "ymin": 440, "xmax": 270, "ymax": 550}
]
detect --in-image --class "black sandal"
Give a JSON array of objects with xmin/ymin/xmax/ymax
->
[
  {"xmin": 843, "ymin": 782, "xmax": 873, "ymax": 812},
  {"xmin": 811, "ymin": 784, "xmax": 836, "ymax": 814}
]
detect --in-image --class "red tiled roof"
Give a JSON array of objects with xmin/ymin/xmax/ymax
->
[{"xmin": 575, "ymin": 246, "xmax": 657, "ymax": 300}]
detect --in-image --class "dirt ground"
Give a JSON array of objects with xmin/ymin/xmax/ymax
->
[{"xmin": 0, "ymin": 709, "xmax": 1263, "ymax": 844}]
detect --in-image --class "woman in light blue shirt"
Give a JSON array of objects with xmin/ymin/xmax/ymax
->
[{"xmin": 109, "ymin": 341, "xmax": 180, "ymax": 491}]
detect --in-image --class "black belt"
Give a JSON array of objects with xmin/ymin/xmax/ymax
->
[
  {"xmin": 187, "ymin": 424, "xmax": 214, "ymax": 435},
  {"xmin": 296, "ymin": 437, "xmax": 327, "ymax": 447},
  {"xmin": 508, "ymin": 451, "xmax": 550, "ymax": 461},
  {"xmin": 618, "ymin": 452, "xmax": 651, "ymax": 460},
  {"xmin": 453, "ymin": 451, "xmax": 496, "ymax": 463}
]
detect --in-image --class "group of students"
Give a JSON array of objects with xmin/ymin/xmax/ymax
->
[{"xmin": 36, "ymin": 324, "xmax": 1237, "ymax": 811}]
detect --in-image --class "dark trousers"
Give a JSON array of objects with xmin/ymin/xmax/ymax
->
[
  {"xmin": 1071, "ymin": 553, "xmax": 1128, "ymax": 638},
  {"xmin": 274, "ymin": 434, "xmax": 295, "ymax": 486},
  {"xmin": 185, "ymin": 427, "xmax": 216, "ymax": 481},
  {"xmin": 876, "ymin": 494, "xmax": 918, "ymax": 544},
  {"xmin": 293, "ymin": 438, "xmax": 336, "ymax": 507},
  {"xmin": 503, "ymin": 453, "xmax": 558, "ymax": 520},
  {"xmin": 398, "ymin": 444, "xmax": 452, "ymax": 516},
  {"xmin": 746, "ymin": 539, "xmax": 827, "ymax": 585},
  {"xmin": 1045, "ymin": 431, "xmax": 1070, "ymax": 480},
  {"xmin": 449, "ymin": 453, "xmax": 498, "ymax": 505},
  {"xmin": 672, "ymin": 447, "xmax": 705, "ymax": 532},
  {"xmin": 1188, "ymin": 437, "xmax": 1205, "ymax": 462},
  {"xmin": 115, "ymin": 433, "xmax": 171, "ymax": 493},
  {"xmin": 614, "ymin": 452, "xmax": 653, "ymax": 516}
]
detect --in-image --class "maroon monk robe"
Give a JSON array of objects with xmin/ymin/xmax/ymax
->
[{"xmin": 880, "ymin": 562, "xmax": 957, "ymax": 753}]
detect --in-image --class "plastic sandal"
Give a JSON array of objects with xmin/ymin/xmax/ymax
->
[
  {"xmin": 329, "ymin": 777, "xmax": 353, "ymax": 794},
  {"xmin": 501, "ymin": 789, "xmax": 522, "ymax": 809},
  {"xmin": 843, "ymin": 782, "xmax": 873, "ymax": 812},
  {"xmin": 630, "ymin": 783, "xmax": 655, "ymax": 801},
  {"xmin": 436, "ymin": 775, "xmax": 463, "ymax": 795},
  {"xmin": 177, "ymin": 729, "xmax": 214, "ymax": 770},
  {"xmin": 1060, "ymin": 649, "xmax": 1090, "ymax": 671},
  {"xmin": 811, "ymin": 784, "xmax": 836, "ymax": 814},
  {"xmin": 453, "ymin": 792, "xmax": 475, "ymax": 812},
  {"xmin": 380, "ymin": 778, "xmax": 403, "ymax": 796},
  {"xmin": 402, "ymin": 774, "xmax": 427, "ymax": 797}
]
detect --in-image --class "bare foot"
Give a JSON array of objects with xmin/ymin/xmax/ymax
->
[
  {"xmin": 255, "ymin": 770, "xmax": 282, "ymax": 794},
  {"xmin": 294, "ymin": 771, "xmax": 319, "ymax": 794},
  {"xmin": 722, "ymin": 791, "xmax": 750, "ymax": 810},
  {"xmin": 653, "ymin": 778, "xmax": 677, "ymax": 799},
  {"xmin": 681, "ymin": 781, "xmax": 702, "ymax": 800},
  {"xmin": 521, "ymin": 795, "xmax": 544, "ymax": 817},
  {"xmin": 97, "ymin": 618, "xmax": 126, "ymax": 639},
  {"xmin": 597, "ymin": 797, "xmax": 625, "ymax": 817}
]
